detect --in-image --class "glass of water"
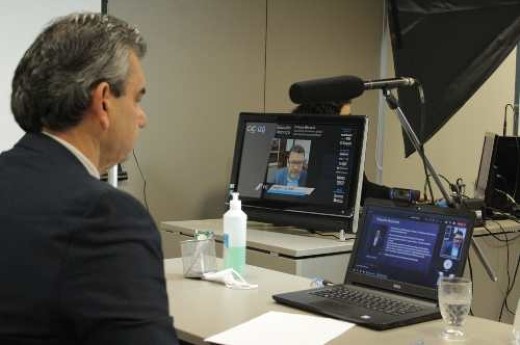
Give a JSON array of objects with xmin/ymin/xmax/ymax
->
[{"xmin": 438, "ymin": 276, "xmax": 472, "ymax": 341}]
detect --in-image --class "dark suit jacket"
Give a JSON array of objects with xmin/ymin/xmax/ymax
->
[{"xmin": 0, "ymin": 133, "xmax": 178, "ymax": 344}]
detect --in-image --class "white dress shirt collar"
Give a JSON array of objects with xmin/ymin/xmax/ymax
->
[{"xmin": 42, "ymin": 131, "xmax": 100, "ymax": 179}]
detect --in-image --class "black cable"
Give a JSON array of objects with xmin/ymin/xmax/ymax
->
[
  {"xmin": 415, "ymin": 82, "xmax": 434, "ymax": 204},
  {"xmin": 495, "ymin": 188, "xmax": 518, "ymax": 206},
  {"xmin": 478, "ymin": 220, "xmax": 520, "ymax": 320},
  {"xmin": 418, "ymin": 83, "xmax": 426, "ymax": 148},
  {"xmin": 422, "ymin": 163, "xmax": 434, "ymax": 204},
  {"xmin": 490, "ymin": 219, "xmax": 520, "ymax": 320},
  {"xmin": 309, "ymin": 231, "xmax": 356, "ymax": 241},
  {"xmin": 262, "ymin": 0, "xmax": 269, "ymax": 112},
  {"xmin": 439, "ymin": 174, "xmax": 456, "ymax": 195},
  {"xmin": 423, "ymin": 175, "xmax": 429, "ymax": 203},
  {"xmin": 468, "ymin": 253, "xmax": 474, "ymax": 316},
  {"xmin": 487, "ymin": 208, "xmax": 520, "ymax": 220},
  {"xmin": 504, "ymin": 103, "xmax": 515, "ymax": 136},
  {"xmin": 313, "ymin": 232, "xmax": 339, "ymax": 240},
  {"xmin": 503, "ymin": 234, "xmax": 516, "ymax": 316},
  {"xmin": 513, "ymin": 136, "xmax": 520, "ymax": 202},
  {"xmin": 507, "ymin": 252, "xmax": 520, "ymax": 316},
  {"xmin": 498, "ymin": 223, "xmax": 511, "ymax": 321},
  {"xmin": 438, "ymin": 174, "xmax": 465, "ymax": 201},
  {"xmin": 132, "ymin": 150, "xmax": 149, "ymax": 211},
  {"xmin": 481, "ymin": 222, "xmax": 520, "ymax": 242},
  {"xmin": 438, "ymin": 174, "xmax": 452, "ymax": 186},
  {"xmin": 486, "ymin": 209, "xmax": 520, "ymax": 226},
  {"xmin": 498, "ymin": 219, "xmax": 520, "ymax": 317}
]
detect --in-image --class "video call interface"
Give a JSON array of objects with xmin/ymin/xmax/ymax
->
[
  {"xmin": 235, "ymin": 119, "xmax": 363, "ymax": 212},
  {"xmin": 351, "ymin": 208, "xmax": 470, "ymax": 288}
]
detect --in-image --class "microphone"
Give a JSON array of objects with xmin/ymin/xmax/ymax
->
[
  {"xmin": 364, "ymin": 77, "xmax": 417, "ymax": 90},
  {"xmin": 289, "ymin": 75, "xmax": 417, "ymax": 104}
]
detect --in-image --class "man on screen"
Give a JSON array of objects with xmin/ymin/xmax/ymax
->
[
  {"xmin": 441, "ymin": 230, "xmax": 465, "ymax": 259},
  {"xmin": 291, "ymin": 101, "xmax": 393, "ymax": 203},
  {"xmin": 274, "ymin": 144, "xmax": 308, "ymax": 187}
]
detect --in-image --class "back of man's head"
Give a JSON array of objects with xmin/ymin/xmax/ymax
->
[
  {"xmin": 11, "ymin": 12, "xmax": 147, "ymax": 133},
  {"xmin": 291, "ymin": 101, "xmax": 349, "ymax": 115}
]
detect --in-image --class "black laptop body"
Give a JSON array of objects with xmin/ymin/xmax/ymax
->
[{"xmin": 273, "ymin": 199, "xmax": 476, "ymax": 330}]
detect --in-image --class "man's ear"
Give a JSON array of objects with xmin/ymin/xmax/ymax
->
[{"xmin": 91, "ymin": 81, "xmax": 111, "ymax": 130}]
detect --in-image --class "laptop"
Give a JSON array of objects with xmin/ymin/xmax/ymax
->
[{"xmin": 273, "ymin": 199, "xmax": 476, "ymax": 330}]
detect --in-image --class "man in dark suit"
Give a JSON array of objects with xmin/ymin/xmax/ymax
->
[{"xmin": 0, "ymin": 13, "xmax": 178, "ymax": 344}]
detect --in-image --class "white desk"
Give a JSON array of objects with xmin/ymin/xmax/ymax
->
[
  {"xmin": 161, "ymin": 219, "xmax": 353, "ymax": 283},
  {"xmin": 467, "ymin": 219, "xmax": 520, "ymax": 324},
  {"xmin": 161, "ymin": 218, "xmax": 520, "ymax": 323},
  {"xmin": 164, "ymin": 258, "xmax": 513, "ymax": 345}
]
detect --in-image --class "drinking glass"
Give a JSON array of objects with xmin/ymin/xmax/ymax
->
[{"xmin": 438, "ymin": 277, "xmax": 472, "ymax": 341}]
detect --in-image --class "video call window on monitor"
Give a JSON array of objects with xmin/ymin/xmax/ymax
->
[
  {"xmin": 266, "ymin": 138, "xmax": 312, "ymax": 191},
  {"xmin": 229, "ymin": 112, "xmax": 368, "ymax": 232}
]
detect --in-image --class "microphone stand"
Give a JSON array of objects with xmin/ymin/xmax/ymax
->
[{"xmin": 382, "ymin": 88, "xmax": 497, "ymax": 282}]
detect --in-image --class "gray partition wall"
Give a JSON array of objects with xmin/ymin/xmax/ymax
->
[{"xmin": 111, "ymin": 0, "xmax": 384, "ymax": 223}]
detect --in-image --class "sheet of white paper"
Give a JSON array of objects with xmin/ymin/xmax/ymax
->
[{"xmin": 205, "ymin": 311, "xmax": 355, "ymax": 345}]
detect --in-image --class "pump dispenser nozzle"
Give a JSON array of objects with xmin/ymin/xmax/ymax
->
[{"xmin": 230, "ymin": 192, "xmax": 241, "ymax": 210}]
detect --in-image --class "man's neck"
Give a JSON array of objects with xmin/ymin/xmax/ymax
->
[{"xmin": 43, "ymin": 127, "xmax": 101, "ymax": 172}]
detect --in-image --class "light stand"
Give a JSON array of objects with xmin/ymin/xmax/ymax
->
[{"xmin": 382, "ymin": 88, "xmax": 497, "ymax": 282}]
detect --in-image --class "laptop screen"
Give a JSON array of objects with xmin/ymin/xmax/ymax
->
[{"xmin": 347, "ymin": 201, "xmax": 475, "ymax": 300}]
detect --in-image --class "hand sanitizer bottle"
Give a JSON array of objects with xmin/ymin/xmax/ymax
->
[{"xmin": 223, "ymin": 192, "xmax": 247, "ymax": 274}]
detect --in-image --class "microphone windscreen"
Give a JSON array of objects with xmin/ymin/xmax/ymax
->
[{"xmin": 289, "ymin": 75, "xmax": 365, "ymax": 104}]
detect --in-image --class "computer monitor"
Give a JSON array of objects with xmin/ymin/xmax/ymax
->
[
  {"xmin": 474, "ymin": 132, "xmax": 498, "ymax": 202},
  {"xmin": 475, "ymin": 133, "xmax": 520, "ymax": 211},
  {"xmin": 228, "ymin": 112, "xmax": 368, "ymax": 233}
]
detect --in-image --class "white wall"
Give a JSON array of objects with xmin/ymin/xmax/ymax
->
[{"xmin": 0, "ymin": 0, "xmax": 100, "ymax": 152}]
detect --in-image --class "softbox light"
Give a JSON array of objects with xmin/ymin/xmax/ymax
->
[{"xmin": 388, "ymin": 0, "xmax": 520, "ymax": 157}]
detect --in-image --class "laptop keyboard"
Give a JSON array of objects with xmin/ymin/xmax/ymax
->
[{"xmin": 310, "ymin": 286, "xmax": 425, "ymax": 316}]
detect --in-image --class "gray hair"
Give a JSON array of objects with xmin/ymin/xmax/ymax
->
[{"xmin": 11, "ymin": 12, "xmax": 147, "ymax": 132}]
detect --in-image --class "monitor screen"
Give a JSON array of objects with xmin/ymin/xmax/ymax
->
[
  {"xmin": 489, "ymin": 136, "xmax": 520, "ymax": 210},
  {"xmin": 229, "ymin": 112, "xmax": 368, "ymax": 232},
  {"xmin": 475, "ymin": 134, "xmax": 520, "ymax": 211},
  {"xmin": 474, "ymin": 132, "xmax": 497, "ymax": 201}
]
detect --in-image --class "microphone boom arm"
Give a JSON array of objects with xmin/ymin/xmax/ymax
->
[
  {"xmin": 382, "ymin": 89, "xmax": 453, "ymax": 205},
  {"xmin": 382, "ymin": 88, "xmax": 497, "ymax": 282}
]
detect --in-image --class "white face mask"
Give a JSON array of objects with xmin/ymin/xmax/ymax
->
[{"xmin": 203, "ymin": 268, "xmax": 258, "ymax": 290}]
